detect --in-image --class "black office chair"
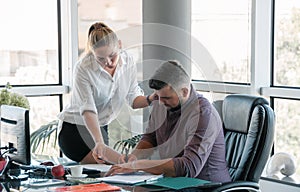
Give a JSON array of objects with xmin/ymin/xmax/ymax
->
[{"xmin": 211, "ymin": 94, "xmax": 275, "ymax": 192}]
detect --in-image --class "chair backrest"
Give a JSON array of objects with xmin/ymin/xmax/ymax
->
[{"xmin": 213, "ymin": 94, "xmax": 275, "ymax": 183}]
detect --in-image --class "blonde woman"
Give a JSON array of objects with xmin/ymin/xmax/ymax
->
[{"xmin": 58, "ymin": 22, "xmax": 155, "ymax": 164}]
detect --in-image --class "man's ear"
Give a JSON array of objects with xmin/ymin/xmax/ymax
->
[{"xmin": 182, "ymin": 87, "xmax": 189, "ymax": 97}]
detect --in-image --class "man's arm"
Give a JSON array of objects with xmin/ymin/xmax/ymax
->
[
  {"xmin": 118, "ymin": 139, "xmax": 156, "ymax": 163},
  {"xmin": 131, "ymin": 140, "xmax": 155, "ymax": 159},
  {"xmin": 134, "ymin": 159, "xmax": 176, "ymax": 176},
  {"xmin": 107, "ymin": 139, "xmax": 176, "ymax": 176}
]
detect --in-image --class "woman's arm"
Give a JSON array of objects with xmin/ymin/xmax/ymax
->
[
  {"xmin": 132, "ymin": 93, "xmax": 156, "ymax": 109},
  {"xmin": 82, "ymin": 111, "xmax": 103, "ymax": 143},
  {"xmin": 82, "ymin": 111, "xmax": 121, "ymax": 163}
]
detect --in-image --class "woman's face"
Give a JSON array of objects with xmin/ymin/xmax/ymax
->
[{"xmin": 93, "ymin": 45, "xmax": 120, "ymax": 69}]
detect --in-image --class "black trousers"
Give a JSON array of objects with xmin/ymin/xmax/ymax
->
[{"xmin": 58, "ymin": 121, "xmax": 108, "ymax": 162}]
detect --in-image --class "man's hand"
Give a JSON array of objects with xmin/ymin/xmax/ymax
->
[
  {"xmin": 105, "ymin": 162, "xmax": 136, "ymax": 176},
  {"xmin": 118, "ymin": 153, "xmax": 137, "ymax": 163}
]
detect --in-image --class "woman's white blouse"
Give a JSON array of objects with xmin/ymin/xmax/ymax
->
[{"xmin": 58, "ymin": 51, "xmax": 144, "ymax": 126}]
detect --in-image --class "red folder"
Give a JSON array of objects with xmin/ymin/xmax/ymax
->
[{"xmin": 50, "ymin": 183, "xmax": 121, "ymax": 192}]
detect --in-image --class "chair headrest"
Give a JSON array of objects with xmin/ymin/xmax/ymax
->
[{"xmin": 223, "ymin": 94, "xmax": 269, "ymax": 133}]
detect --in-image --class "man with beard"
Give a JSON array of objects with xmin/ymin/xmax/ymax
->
[{"xmin": 106, "ymin": 60, "xmax": 231, "ymax": 183}]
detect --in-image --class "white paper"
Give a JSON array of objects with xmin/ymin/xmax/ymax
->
[
  {"xmin": 26, "ymin": 179, "xmax": 66, "ymax": 187},
  {"xmin": 100, "ymin": 171, "xmax": 163, "ymax": 184}
]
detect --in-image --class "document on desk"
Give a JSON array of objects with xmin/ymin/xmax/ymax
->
[
  {"xmin": 81, "ymin": 164, "xmax": 112, "ymax": 172},
  {"xmin": 100, "ymin": 171, "xmax": 163, "ymax": 185}
]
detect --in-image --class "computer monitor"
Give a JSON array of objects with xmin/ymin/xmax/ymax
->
[{"xmin": 0, "ymin": 105, "xmax": 31, "ymax": 165}]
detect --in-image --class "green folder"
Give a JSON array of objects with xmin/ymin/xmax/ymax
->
[{"xmin": 136, "ymin": 177, "xmax": 221, "ymax": 190}]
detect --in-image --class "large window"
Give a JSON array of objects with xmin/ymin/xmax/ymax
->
[
  {"xmin": 273, "ymin": 0, "xmax": 300, "ymax": 87},
  {"xmin": 28, "ymin": 96, "xmax": 61, "ymax": 156},
  {"xmin": 273, "ymin": 0, "xmax": 300, "ymax": 177},
  {"xmin": 191, "ymin": 0, "xmax": 251, "ymax": 83},
  {"xmin": 0, "ymin": 0, "xmax": 61, "ymax": 157},
  {"xmin": 0, "ymin": 0, "xmax": 59, "ymax": 85},
  {"xmin": 273, "ymin": 98, "xmax": 300, "ymax": 173}
]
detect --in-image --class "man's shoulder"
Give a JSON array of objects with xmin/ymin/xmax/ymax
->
[{"xmin": 193, "ymin": 92, "xmax": 211, "ymax": 108}]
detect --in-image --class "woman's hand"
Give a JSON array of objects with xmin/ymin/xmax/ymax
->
[
  {"xmin": 92, "ymin": 142, "xmax": 108, "ymax": 164},
  {"xmin": 149, "ymin": 92, "xmax": 159, "ymax": 102},
  {"xmin": 92, "ymin": 142, "xmax": 122, "ymax": 165}
]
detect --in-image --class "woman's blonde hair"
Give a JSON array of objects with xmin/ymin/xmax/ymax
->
[{"xmin": 82, "ymin": 22, "xmax": 119, "ymax": 56}]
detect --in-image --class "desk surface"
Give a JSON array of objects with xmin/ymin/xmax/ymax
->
[
  {"xmin": 0, "ymin": 159, "xmax": 215, "ymax": 192},
  {"xmin": 2, "ymin": 176, "xmax": 213, "ymax": 192},
  {"xmin": 2, "ymin": 179, "xmax": 184, "ymax": 192}
]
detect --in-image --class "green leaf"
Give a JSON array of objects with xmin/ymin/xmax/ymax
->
[
  {"xmin": 113, "ymin": 134, "xmax": 142, "ymax": 153},
  {"xmin": 30, "ymin": 120, "xmax": 59, "ymax": 154}
]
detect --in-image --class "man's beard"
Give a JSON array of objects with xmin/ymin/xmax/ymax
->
[
  {"xmin": 168, "ymin": 103, "xmax": 181, "ymax": 112},
  {"xmin": 168, "ymin": 95, "xmax": 183, "ymax": 111}
]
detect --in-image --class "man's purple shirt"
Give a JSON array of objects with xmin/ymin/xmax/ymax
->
[{"xmin": 141, "ymin": 87, "xmax": 231, "ymax": 182}]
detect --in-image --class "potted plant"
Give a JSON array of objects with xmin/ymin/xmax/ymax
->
[
  {"xmin": 30, "ymin": 120, "xmax": 59, "ymax": 155},
  {"xmin": 0, "ymin": 82, "xmax": 30, "ymax": 109},
  {"xmin": 113, "ymin": 134, "xmax": 142, "ymax": 154}
]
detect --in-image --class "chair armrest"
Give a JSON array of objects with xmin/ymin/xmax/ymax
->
[{"xmin": 211, "ymin": 181, "xmax": 260, "ymax": 192}]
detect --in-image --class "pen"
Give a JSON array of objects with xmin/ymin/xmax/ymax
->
[
  {"xmin": 97, "ymin": 157, "xmax": 115, "ymax": 165},
  {"xmin": 124, "ymin": 148, "xmax": 129, "ymax": 163}
]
